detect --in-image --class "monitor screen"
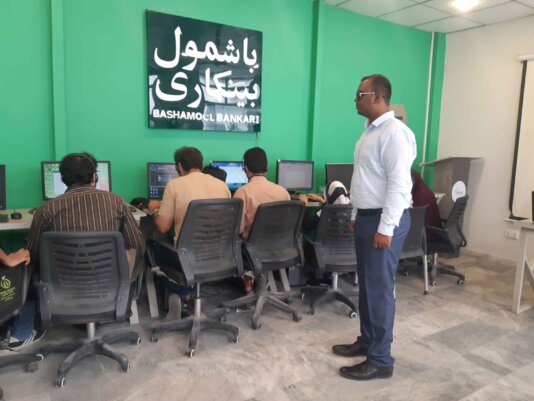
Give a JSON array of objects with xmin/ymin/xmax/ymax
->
[
  {"xmin": 0, "ymin": 165, "xmax": 5, "ymax": 210},
  {"xmin": 41, "ymin": 161, "xmax": 112, "ymax": 200},
  {"xmin": 276, "ymin": 160, "xmax": 314, "ymax": 192},
  {"xmin": 147, "ymin": 162, "xmax": 179, "ymax": 199},
  {"xmin": 210, "ymin": 161, "xmax": 248, "ymax": 190},
  {"xmin": 325, "ymin": 163, "xmax": 353, "ymax": 191}
]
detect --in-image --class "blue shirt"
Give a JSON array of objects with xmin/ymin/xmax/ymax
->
[{"xmin": 350, "ymin": 111, "xmax": 416, "ymax": 236}]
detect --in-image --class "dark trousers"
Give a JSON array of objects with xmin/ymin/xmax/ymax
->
[{"xmin": 355, "ymin": 210, "xmax": 410, "ymax": 367}]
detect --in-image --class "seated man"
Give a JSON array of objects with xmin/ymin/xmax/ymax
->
[
  {"xmin": 10, "ymin": 152, "xmax": 144, "ymax": 349},
  {"xmin": 233, "ymin": 147, "xmax": 290, "ymax": 291},
  {"xmin": 151, "ymin": 147, "xmax": 231, "ymax": 242}
]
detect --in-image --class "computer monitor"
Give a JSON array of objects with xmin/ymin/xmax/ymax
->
[
  {"xmin": 147, "ymin": 162, "xmax": 179, "ymax": 199},
  {"xmin": 210, "ymin": 161, "xmax": 248, "ymax": 190},
  {"xmin": 325, "ymin": 163, "xmax": 353, "ymax": 191},
  {"xmin": 0, "ymin": 165, "xmax": 5, "ymax": 210},
  {"xmin": 276, "ymin": 160, "xmax": 314, "ymax": 192},
  {"xmin": 41, "ymin": 161, "xmax": 112, "ymax": 200}
]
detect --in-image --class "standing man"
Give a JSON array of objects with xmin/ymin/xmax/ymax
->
[{"xmin": 332, "ymin": 74, "xmax": 416, "ymax": 380}]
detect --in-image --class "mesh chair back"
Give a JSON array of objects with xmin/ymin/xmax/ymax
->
[
  {"xmin": 176, "ymin": 198, "xmax": 243, "ymax": 281},
  {"xmin": 400, "ymin": 206, "xmax": 428, "ymax": 259},
  {"xmin": 314, "ymin": 204, "xmax": 356, "ymax": 272},
  {"xmin": 443, "ymin": 195, "xmax": 469, "ymax": 248},
  {"xmin": 0, "ymin": 264, "xmax": 30, "ymax": 325},
  {"xmin": 39, "ymin": 232, "xmax": 130, "ymax": 324},
  {"xmin": 247, "ymin": 201, "xmax": 305, "ymax": 271}
]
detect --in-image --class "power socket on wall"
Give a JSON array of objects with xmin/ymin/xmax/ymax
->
[{"xmin": 504, "ymin": 228, "xmax": 520, "ymax": 240}]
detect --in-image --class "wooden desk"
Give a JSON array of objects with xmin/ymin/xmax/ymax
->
[
  {"xmin": 512, "ymin": 221, "xmax": 534, "ymax": 313},
  {"xmin": 0, "ymin": 207, "xmax": 146, "ymax": 231}
]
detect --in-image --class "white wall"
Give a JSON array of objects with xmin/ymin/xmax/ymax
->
[{"xmin": 439, "ymin": 15, "xmax": 534, "ymax": 262}]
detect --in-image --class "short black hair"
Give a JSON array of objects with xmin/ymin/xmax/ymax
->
[
  {"xmin": 203, "ymin": 165, "xmax": 227, "ymax": 182},
  {"xmin": 243, "ymin": 147, "xmax": 267, "ymax": 174},
  {"xmin": 177, "ymin": 147, "xmax": 203, "ymax": 171},
  {"xmin": 361, "ymin": 74, "xmax": 392, "ymax": 104},
  {"xmin": 60, "ymin": 152, "xmax": 97, "ymax": 187}
]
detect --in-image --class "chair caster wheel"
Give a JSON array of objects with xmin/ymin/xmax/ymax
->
[
  {"xmin": 300, "ymin": 293, "xmax": 305, "ymax": 300},
  {"xmin": 188, "ymin": 349, "xmax": 195, "ymax": 358},
  {"xmin": 121, "ymin": 363, "xmax": 130, "ymax": 373},
  {"xmin": 27, "ymin": 361, "xmax": 39, "ymax": 372},
  {"xmin": 36, "ymin": 353, "xmax": 44, "ymax": 361},
  {"xmin": 55, "ymin": 377, "xmax": 66, "ymax": 388},
  {"xmin": 232, "ymin": 335, "xmax": 239, "ymax": 344},
  {"xmin": 402, "ymin": 272, "xmax": 409, "ymax": 277},
  {"xmin": 431, "ymin": 280, "xmax": 437, "ymax": 286},
  {"xmin": 251, "ymin": 321, "xmax": 261, "ymax": 330},
  {"xmin": 293, "ymin": 313, "xmax": 302, "ymax": 322},
  {"xmin": 423, "ymin": 290, "xmax": 429, "ymax": 295},
  {"xmin": 151, "ymin": 334, "xmax": 159, "ymax": 343},
  {"xmin": 285, "ymin": 298, "xmax": 293, "ymax": 305},
  {"xmin": 309, "ymin": 307, "xmax": 315, "ymax": 315},
  {"xmin": 134, "ymin": 336, "xmax": 141, "ymax": 345},
  {"xmin": 457, "ymin": 279, "xmax": 464, "ymax": 286},
  {"xmin": 349, "ymin": 311, "xmax": 357, "ymax": 319}
]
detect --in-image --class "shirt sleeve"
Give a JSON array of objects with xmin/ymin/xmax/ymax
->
[
  {"xmin": 119, "ymin": 201, "xmax": 145, "ymax": 250},
  {"xmin": 158, "ymin": 183, "xmax": 176, "ymax": 217},
  {"xmin": 233, "ymin": 187, "xmax": 247, "ymax": 235},
  {"xmin": 26, "ymin": 207, "xmax": 49, "ymax": 269},
  {"xmin": 378, "ymin": 128, "xmax": 416, "ymax": 236}
]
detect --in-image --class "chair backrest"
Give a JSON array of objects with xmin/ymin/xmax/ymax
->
[
  {"xmin": 0, "ymin": 264, "xmax": 31, "ymax": 326},
  {"xmin": 39, "ymin": 231, "xmax": 131, "ymax": 325},
  {"xmin": 176, "ymin": 198, "xmax": 243, "ymax": 282},
  {"xmin": 246, "ymin": 200, "xmax": 305, "ymax": 272},
  {"xmin": 314, "ymin": 204, "xmax": 356, "ymax": 272},
  {"xmin": 444, "ymin": 195, "xmax": 469, "ymax": 248},
  {"xmin": 400, "ymin": 206, "xmax": 428, "ymax": 259}
]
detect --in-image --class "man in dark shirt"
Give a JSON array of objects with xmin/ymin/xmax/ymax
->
[{"xmin": 10, "ymin": 152, "xmax": 144, "ymax": 349}]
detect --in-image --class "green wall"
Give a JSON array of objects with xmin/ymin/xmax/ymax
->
[{"xmin": 0, "ymin": 0, "xmax": 444, "ymax": 209}]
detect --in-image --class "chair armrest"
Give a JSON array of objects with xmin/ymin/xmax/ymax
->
[
  {"xmin": 243, "ymin": 243, "xmax": 263, "ymax": 277},
  {"xmin": 147, "ymin": 238, "xmax": 194, "ymax": 287},
  {"xmin": 234, "ymin": 236, "xmax": 244, "ymax": 277},
  {"xmin": 426, "ymin": 226, "xmax": 453, "ymax": 249},
  {"xmin": 457, "ymin": 225, "xmax": 467, "ymax": 247}
]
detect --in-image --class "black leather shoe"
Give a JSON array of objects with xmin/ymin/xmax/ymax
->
[
  {"xmin": 339, "ymin": 360, "xmax": 393, "ymax": 381},
  {"xmin": 332, "ymin": 341, "xmax": 368, "ymax": 357}
]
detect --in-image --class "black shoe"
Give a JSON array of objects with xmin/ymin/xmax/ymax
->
[
  {"xmin": 332, "ymin": 341, "xmax": 368, "ymax": 357},
  {"xmin": 339, "ymin": 360, "xmax": 393, "ymax": 381}
]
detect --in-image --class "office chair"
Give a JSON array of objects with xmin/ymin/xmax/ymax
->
[
  {"xmin": 147, "ymin": 199, "xmax": 243, "ymax": 357},
  {"xmin": 0, "ymin": 263, "xmax": 42, "ymax": 401},
  {"xmin": 300, "ymin": 204, "xmax": 358, "ymax": 317},
  {"xmin": 222, "ymin": 200, "xmax": 305, "ymax": 330},
  {"xmin": 398, "ymin": 206, "xmax": 430, "ymax": 295},
  {"xmin": 426, "ymin": 195, "xmax": 469, "ymax": 286},
  {"xmin": 36, "ymin": 232, "xmax": 141, "ymax": 387}
]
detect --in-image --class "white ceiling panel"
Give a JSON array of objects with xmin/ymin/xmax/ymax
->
[
  {"xmin": 464, "ymin": 1, "xmax": 534, "ymax": 23},
  {"xmin": 415, "ymin": 15, "xmax": 482, "ymax": 31},
  {"xmin": 425, "ymin": 0, "xmax": 510, "ymax": 14},
  {"xmin": 340, "ymin": 0, "xmax": 417, "ymax": 17},
  {"xmin": 516, "ymin": 0, "xmax": 534, "ymax": 7},
  {"xmin": 380, "ymin": 4, "xmax": 450, "ymax": 25}
]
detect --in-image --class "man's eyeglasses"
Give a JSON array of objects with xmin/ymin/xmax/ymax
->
[{"xmin": 355, "ymin": 91, "xmax": 375, "ymax": 100}]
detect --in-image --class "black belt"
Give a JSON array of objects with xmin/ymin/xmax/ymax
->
[{"xmin": 357, "ymin": 208, "xmax": 382, "ymax": 216}]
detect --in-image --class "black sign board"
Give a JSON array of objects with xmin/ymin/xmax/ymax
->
[{"xmin": 147, "ymin": 11, "xmax": 262, "ymax": 132}]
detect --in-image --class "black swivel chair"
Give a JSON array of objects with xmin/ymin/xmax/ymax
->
[
  {"xmin": 398, "ymin": 206, "xmax": 430, "ymax": 295},
  {"xmin": 300, "ymin": 204, "xmax": 358, "ymax": 317},
  {"xmin": 36, "ymin": 232, "xmax": 141, "ymax": 387},
  {"xmin": 222, "ymin": 200, "xmax": 305, "ymax": 330},
  {"xmin": 426, "ymin": 195, "xmax": 469, "ymax": 286},
  {"xmin": 0, "ymin": 264, "xmax": 42, "ymax": 401},
  {"xmin": 147, "ymin": 199, "xmax": 243, "ymax": 357}
]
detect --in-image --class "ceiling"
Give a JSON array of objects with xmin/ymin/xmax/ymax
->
[{"xmin": 325, "ymin": 0, "xmax": 534, "ymax": 33}]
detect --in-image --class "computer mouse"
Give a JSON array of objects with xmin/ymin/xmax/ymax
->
[{"xmin": 10, "ymin": 211, "xmax": 22, "ymax": 220}]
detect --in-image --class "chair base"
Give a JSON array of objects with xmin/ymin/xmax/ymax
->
[
  {"xmin": 151, "ymin": 308, "xmax": 239, "ymax": 357},
  {"xmin": 38, "ymin": 329, "xmax": 140, "ymax": 387},
  {"xmin": 222, "ymin": 275, "xmax": 302, "ymax": 330},
  {"xmin": 430, "ymin": 253, "xmax": 465, "ymax": 286},
  {"xmin": 301, "ymin": 286, "xmax": 358, "ymax": 318}
]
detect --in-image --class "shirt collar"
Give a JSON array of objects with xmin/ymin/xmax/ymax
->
[
  {"xmin": 249, "ymin": 175, "xmax": 267, "ymax": 182},
  {"xmin": 364, "ymin": 110, "xmax": 395, "ymax": 129}
]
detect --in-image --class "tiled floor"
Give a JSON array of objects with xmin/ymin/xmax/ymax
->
[{"xmin": 2, "ymin": 253, "xmax": 534, "ymax": 401}]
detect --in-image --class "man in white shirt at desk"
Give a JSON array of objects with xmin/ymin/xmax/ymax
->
[{"xmin": 332, "ymin": 74, "xmax": 416, "ymax": 380}]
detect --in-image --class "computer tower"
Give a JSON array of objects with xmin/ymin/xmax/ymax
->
[{"xmin": 0, "ymin": 165, "xmax": 5, "ymax": 210}]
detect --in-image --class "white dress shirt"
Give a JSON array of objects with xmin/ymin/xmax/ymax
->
[{"xmin": 350, "ymin": 111, "xmax": 416, "ymax": 236}]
